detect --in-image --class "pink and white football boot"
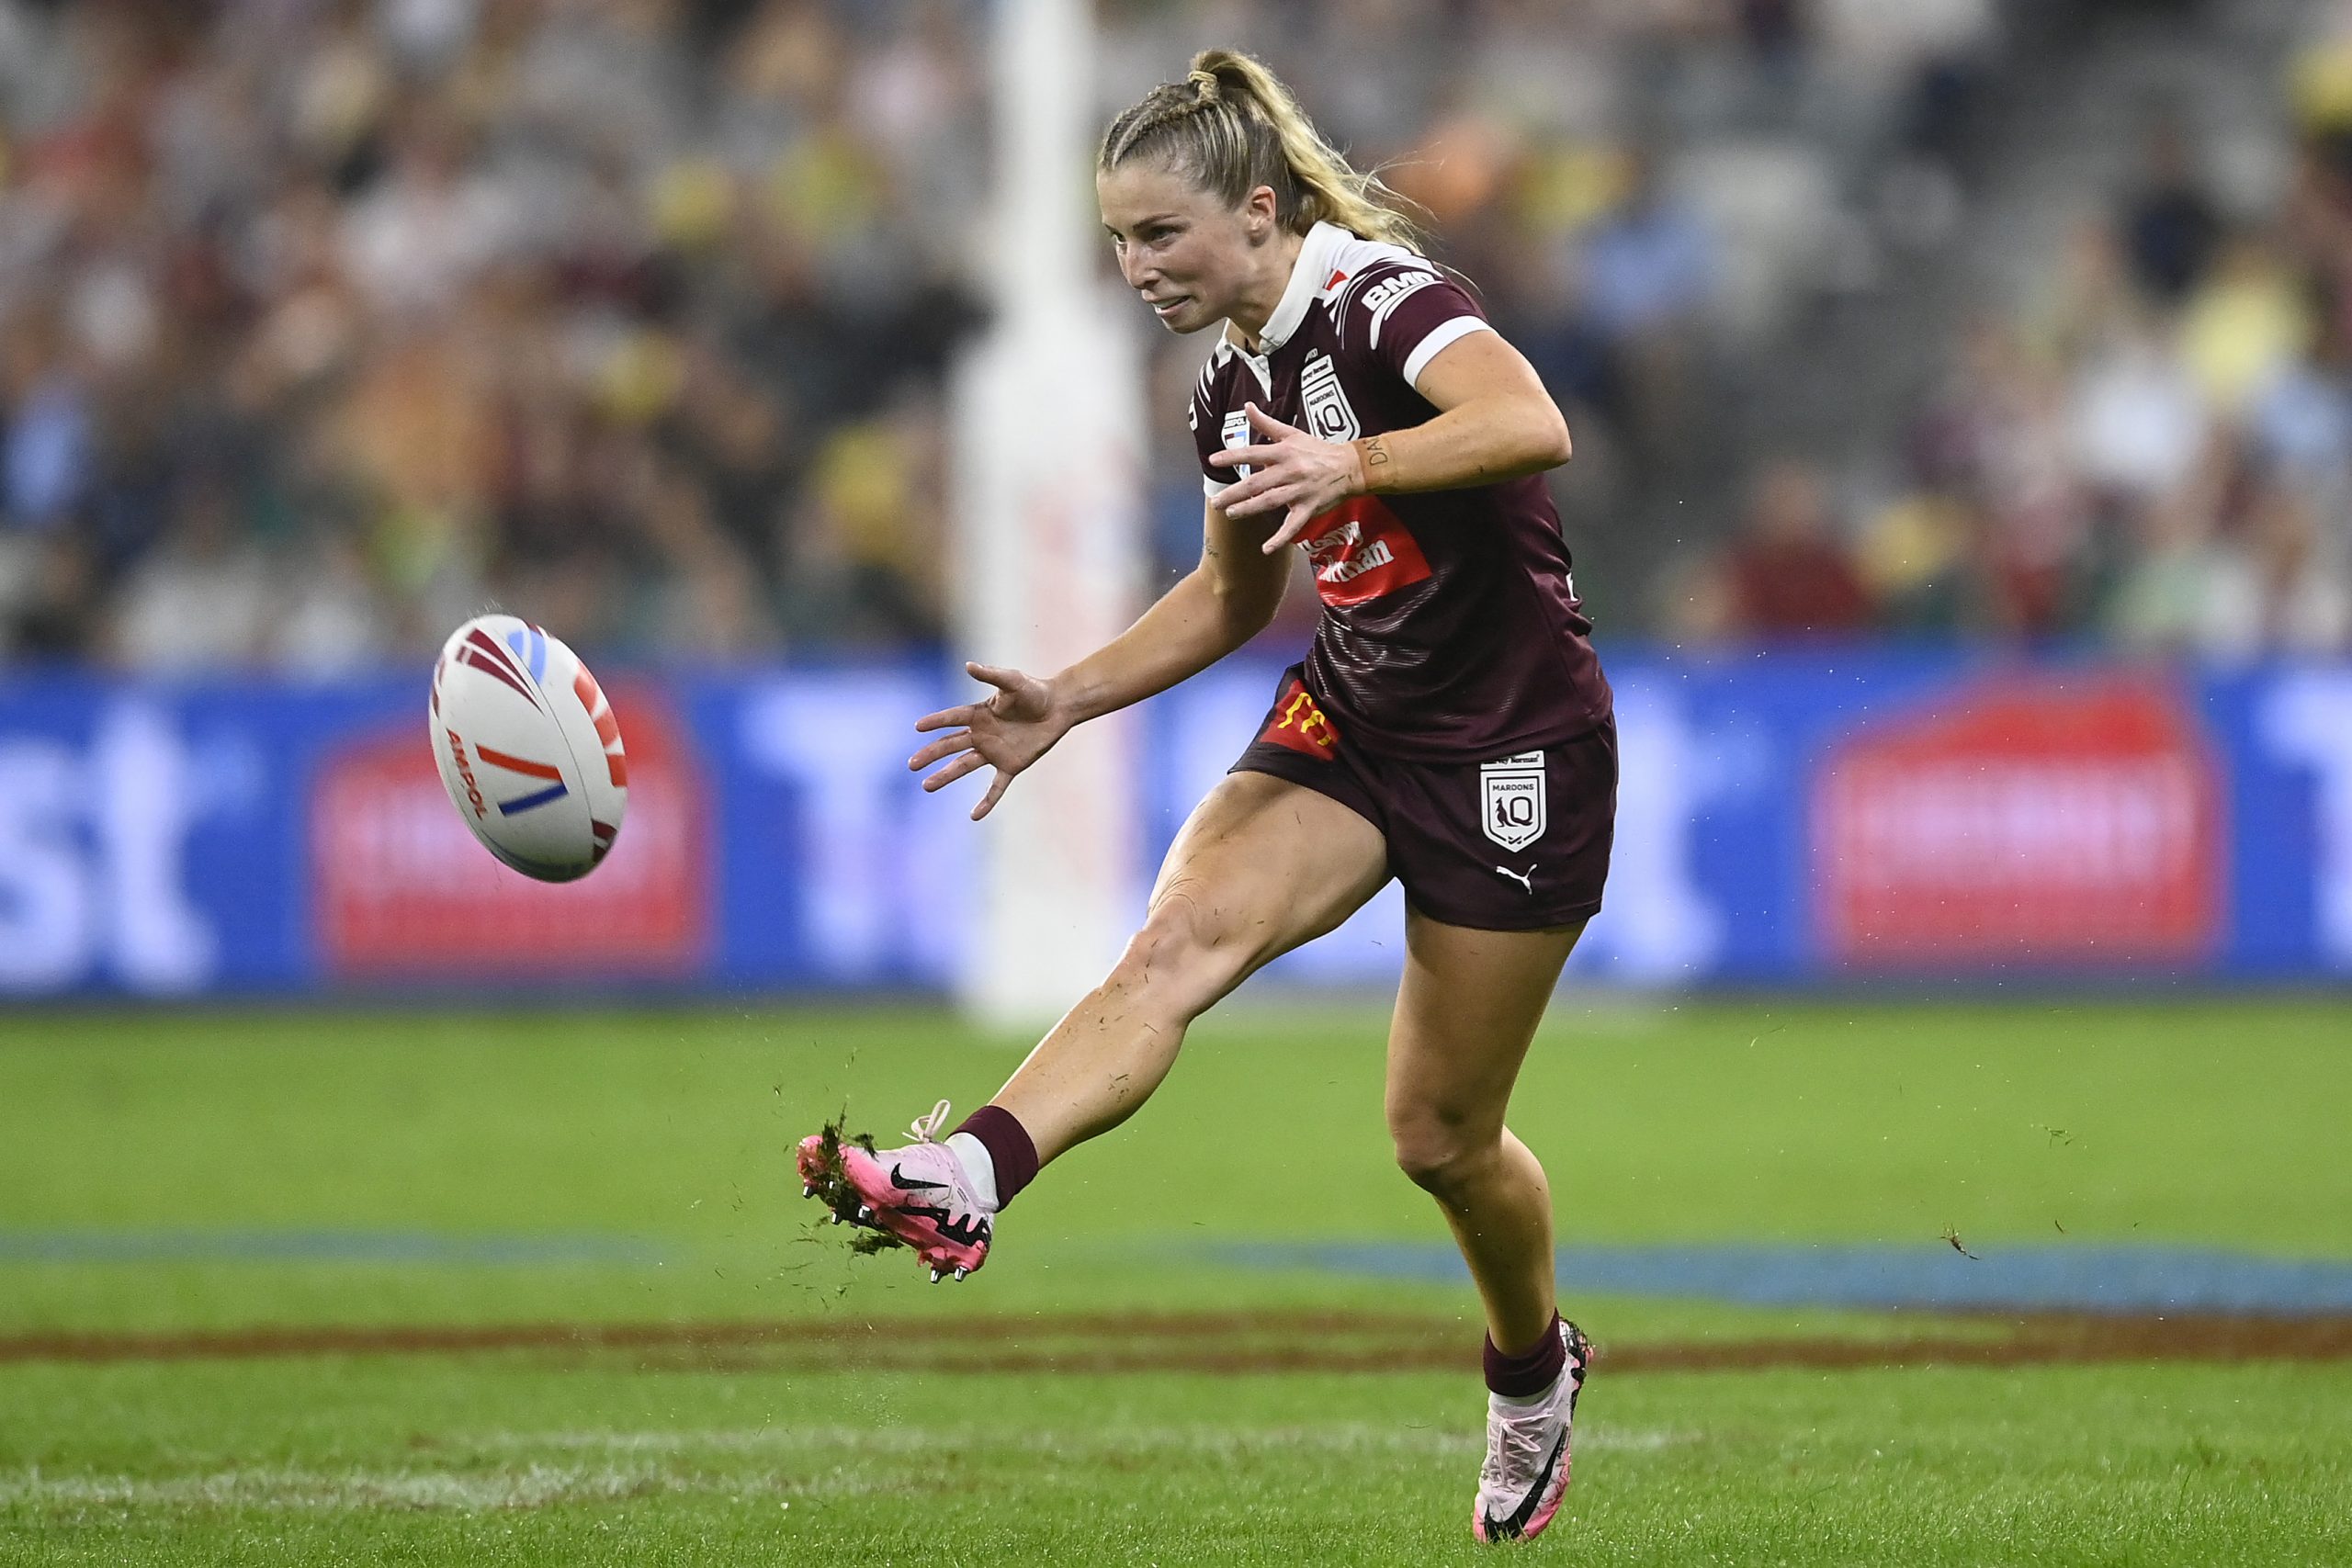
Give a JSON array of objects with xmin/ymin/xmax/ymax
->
[
  {"xmin": 1472, "ymin": 1319, "xmax": 1592, "ymax": 1544},
  {"xmin": 796, "ymin": 1100, "xmax": 992, "ymax": 1282}
]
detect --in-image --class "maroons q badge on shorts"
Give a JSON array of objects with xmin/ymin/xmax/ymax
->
[{"xmin": 1481, "ymin": 751, "xmax": 1546, "ymax": 852}]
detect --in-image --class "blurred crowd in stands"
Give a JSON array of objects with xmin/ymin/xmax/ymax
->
[
  {"xmin": 0, "ymin": 0, "xmax": 2346, "ymax": 670},
  {"xmin": 0, "ymin": 0, "xmax": 980, "ymax": 670},
  {"xmin": 1678, "ymin": 8, "xmax": 2352, "ymax": 654}
]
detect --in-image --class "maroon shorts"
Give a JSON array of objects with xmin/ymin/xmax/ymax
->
[{"xmin": 1229, "ymin": 664, "xmax": 1616, "ymax": 931}]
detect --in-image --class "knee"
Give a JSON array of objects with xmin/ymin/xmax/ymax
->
[
  {"xmin": 1389, "ymin": 1112, "xmax": 1501, "ymax": 1199},
  {"xmin": 1111, "ymin": 881, "xmax": 1251, "ymax": 1001}
]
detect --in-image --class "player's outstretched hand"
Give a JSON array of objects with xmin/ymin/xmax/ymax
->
[
  {"xmin": 910, "ymin": 662, "xmax": 1069, "ymax": 820},
  {"xmin": 1206, "ymin": 401, "xmax": 1363, "ymax": 554}
]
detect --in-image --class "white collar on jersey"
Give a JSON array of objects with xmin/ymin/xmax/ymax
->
[{"xmin": 1225, "ymin": 220, "xmax": 1352, "ymax": 359}]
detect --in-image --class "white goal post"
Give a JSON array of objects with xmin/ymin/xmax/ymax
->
[{"xmin": 950, "ymin": 0, "xmax": 1148, "ymax": 1028}]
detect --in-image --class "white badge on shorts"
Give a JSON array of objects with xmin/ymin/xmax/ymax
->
[{"xmin": 1480, "ymin": 750, "xmax": 1546, "ymax": 852}]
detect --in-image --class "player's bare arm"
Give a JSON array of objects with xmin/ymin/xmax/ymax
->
[
  {"xmin": 1208, "ymin": 331, "xmax": 1573, "ymax": 552},
  {"xmin": 908, "ymin": 501, "xmax": 1286, "ymax": 818}
]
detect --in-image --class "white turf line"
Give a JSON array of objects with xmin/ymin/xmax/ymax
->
[
  {"xmin": 0, "ymin": 1465, "xmax": 697, "ymax": 1511},
  {"xmin": 474, "ymin": 1423, "xmax": 1700, "ymax": 1458},
  {"xmin": 0, "ymin": 1428, "xmax": 1700, "ymax": 1511}
]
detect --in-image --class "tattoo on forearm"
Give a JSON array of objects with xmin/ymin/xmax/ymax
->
[{"xmin": 1356, "ymin": 434, "xmax": 1393, "ymax": 493}]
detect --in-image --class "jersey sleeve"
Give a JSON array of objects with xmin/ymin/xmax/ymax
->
[
  {"xmin": 1191, "ymin": 365, "xmax": 1239, "ymax": 502},
  {"xmin": 1344, "ymin": 261, "xmax": 1496, "ymax": 393}
]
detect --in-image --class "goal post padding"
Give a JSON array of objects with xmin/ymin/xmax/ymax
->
[{"xmin": 949, "ymin": 0, "xmax": 1148, "ymax": 1028}]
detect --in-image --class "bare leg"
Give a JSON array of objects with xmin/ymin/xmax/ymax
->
[
  {"xmin": 1384, "ymin": 908, "xmax": 1583, "ymax": 1356},
  {"xmin": 991, "ymin": 772, "xmax": 1388, "ymax": 1164}
]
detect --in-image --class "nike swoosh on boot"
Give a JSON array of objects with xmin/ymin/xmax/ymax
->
[{"xmin": 1482, "ymin": 1427, "xmax": 1567, "ymax": 1543}]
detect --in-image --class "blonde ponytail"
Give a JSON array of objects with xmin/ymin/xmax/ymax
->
[{"xmin": 1100, "ymin": 49, "xmax": 1427, "ymax": 254}]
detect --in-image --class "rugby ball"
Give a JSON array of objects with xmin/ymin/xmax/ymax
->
[{"xmin": 429, "ymin": 615, "xmax": 627, "ymax": 882}]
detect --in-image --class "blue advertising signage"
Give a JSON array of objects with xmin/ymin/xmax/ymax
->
[{"xmin": 0, "ymin": 652, "xmax": 2347, "ymax": 998}]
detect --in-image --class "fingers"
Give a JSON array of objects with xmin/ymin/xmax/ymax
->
[
  {"xmin": 1261, "ymin": 501, "xmax": 1318, "ymax": 554},
  {"xmin": 971, "ymin": 769, "xmax": 1015, "ymax": 821},
  {"xmin": 908, "ymin": 729, "xmax": 974, "ymax": 772},
  {"xmin": 922, "ymin": 750, "xmax": 991, "ymax": 793},
  {"xmin": 1205, "ymin": 444, "xmax": 1283, "ymax": 470},
  {"xmin": 1244, "ymin": 401, "xmax": 1303, "ymax": 437},
  {"xmin": 1206, "ymin": 401, "xmax": 1300, "ymax": 470},
  {"xmin": 966, "ymin": 661, "xmax": 1024, "ymax": 693},
  {"xmin": 1213, "ymin": 466, "xmax": 1281, "ymax": 511},
  {"xmin": 1215, "ymin": 476, "xmax": 1273, "ymax": 516},
  {"xmin": 913, "ymin": 663, "xmax": 1047, "ymax": 818},
  {"xmin": 912, "ymin": 705, "xmax": 980, "ymax": 736},
  {"xmin": 1226, "ymin": 480, "xmax": 1309, "ymax": 523},
  {"xmin": 920, "ymin": 665, "xmax": 1031, "ymax": 732}
]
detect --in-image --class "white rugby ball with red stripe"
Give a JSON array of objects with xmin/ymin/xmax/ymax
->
[{"xmin": 428, "ymin": 614, "xmax": 627, "ymax": 883}]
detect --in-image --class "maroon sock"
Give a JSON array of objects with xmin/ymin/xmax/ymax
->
[
  {"xmin": 1484, "ymin": 1312, "xmax": 1566, "ymax": 1398},
  {"xmin": 952, "ymin": 1105, "xmax": 1039, "ymax": 1210}
]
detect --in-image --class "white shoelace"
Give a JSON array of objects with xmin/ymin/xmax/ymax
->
[
  {"xmin": 909, "ymin": 1100, "xmax": 953, "ymax": 1144},
  {"xmin": 1483, "ymin": 1394, "xmax": 1560, "ymax": 1488}
]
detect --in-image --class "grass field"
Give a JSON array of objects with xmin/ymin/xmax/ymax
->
[{"xmin": 3, "ymin": 998, "xmax": 2350, "ymax": 1563}]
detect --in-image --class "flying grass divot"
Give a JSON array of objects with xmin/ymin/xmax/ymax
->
[{"xmin": 799, "ymin": 1120, "xmax": 908, "ymax": 1259}]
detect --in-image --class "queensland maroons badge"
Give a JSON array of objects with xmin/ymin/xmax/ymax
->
[
  {"xmin": 1300, "ymin": 351, "xmax": 1360, "ymax": 442},
  {"xmin": 1481, "ymin": 751, "xmax": 1547, "ymax": 852}
]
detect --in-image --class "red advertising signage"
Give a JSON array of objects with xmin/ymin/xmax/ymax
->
[
  {"xmin": 1813, "ymin": 677, "xmax": 2224, "ymax": 966},
  {"xmin": 311, "ymin": 685, "xmax": 709, "ymax": 978}
]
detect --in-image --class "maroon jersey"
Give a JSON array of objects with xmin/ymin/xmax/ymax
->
[{"xmin": 1191, "ymin": 221, "xmax": 1611, "ymax": 761}]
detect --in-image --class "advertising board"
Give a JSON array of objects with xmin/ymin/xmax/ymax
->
[{"xmin": 1, "ymin": 654, "xmax": 2348, "ymax": 998}]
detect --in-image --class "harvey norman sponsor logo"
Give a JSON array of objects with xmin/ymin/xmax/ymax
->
[
  {"xmin": 1299, "ymin": 496, "xmax": 1432, "ymax": 607},
  {"xmin": 1812, "ymin": 679, "xmax": 2223, "ymax": 965},
  {"xmin": 312, "ymin": 685, "xmax": 707, "ymax": 976}
]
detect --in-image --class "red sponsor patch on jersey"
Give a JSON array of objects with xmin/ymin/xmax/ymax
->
[
  {"xmin": 1300, "ymin": 495, "xmax": 1433, "ymax": 607},
  {"xmin": 1325, "ymin": 268, "xmax": 1348, "ymax": 290},
  {"xmin": 1260, "ymin": 676, "xmax": 1341, "ymax": 761}
]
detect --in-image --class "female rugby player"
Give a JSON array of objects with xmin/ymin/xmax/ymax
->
[{"xmin": 797, "ymin": 50, "xmax": 1615, "ymax": 1544}]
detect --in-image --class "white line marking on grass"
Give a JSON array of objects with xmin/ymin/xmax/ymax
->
[
  {"xmin": 470, "ymin": 1422, "xmax": 1703, "ymax": 1460},
  {"xmin": 1583, "ymin": 1427, "xmax": 1706, "ymax": 1452},
  {"xmin": 0, "ymin": 1464, "xmax": 759, "ymax": 1513},
  {"xmin": 477, "ymin": 1423, "xmax": 1481, "ymax": 1458},
  {"xmin": 0, "ymin": 1427, "xmax": 1706, "ymax": 1516}
]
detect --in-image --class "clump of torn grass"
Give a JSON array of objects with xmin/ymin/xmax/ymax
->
[{"xmin": 805, "ymin": 1116, "xmax": 901, "ymax": 1250}]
